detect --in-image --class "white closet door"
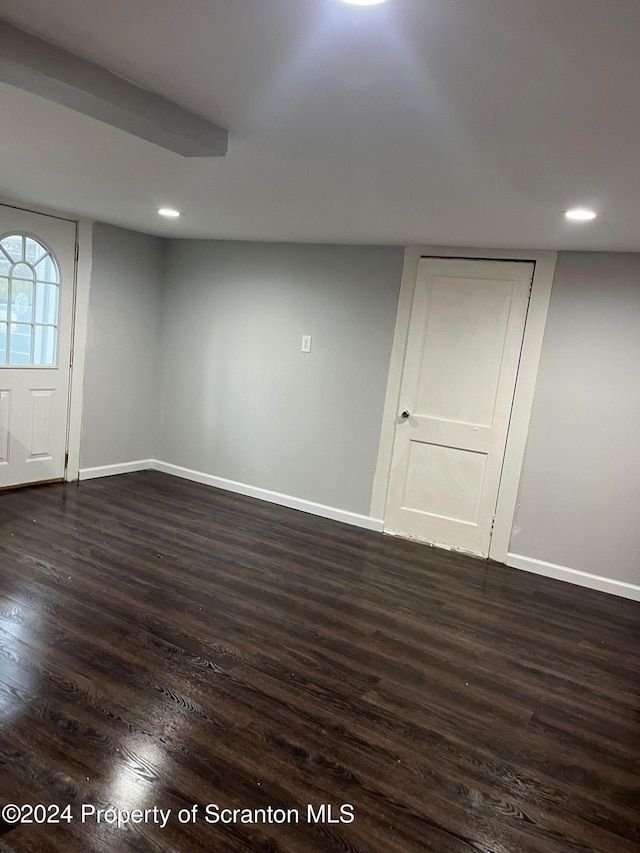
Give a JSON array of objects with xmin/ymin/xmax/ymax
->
[{"xmin": 385, "ymin": 257, "xmax": 534, "ymax": 557}]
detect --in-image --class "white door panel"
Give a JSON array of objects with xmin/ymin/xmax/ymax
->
[
  {"xmin": 0, "ymin": 205, "xmax": 75, "ymax": 488},
  {"xmin": 27, "ymin": 388, "xmax": 56, "ymax": 459},
  {"xmin": 0, "ymin": 389, "xmax": 10, "ymax": 464},
  {"xmin": 385, "ymin": 258, "xmax": 533, "ymax": 557}
]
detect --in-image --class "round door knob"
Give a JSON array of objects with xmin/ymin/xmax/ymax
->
[{"xmin": 401, "ymin": 411, "xmax": 410, "ymax": 419}]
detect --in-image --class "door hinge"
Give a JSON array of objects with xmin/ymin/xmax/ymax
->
[
  {"xmin": 69, "ymin": 349, "xmax": 74, "ymax": 368},
  {"xmin": 490, "ymin": 514, "xmax": 496, "ymax": 533},
  {"xmin": 64, "ymin": 451, "xmax": 69, "ymax": 468},
  {"xmin": 75, "ymin": 242, "xmax": 79, "ymax": 262}
]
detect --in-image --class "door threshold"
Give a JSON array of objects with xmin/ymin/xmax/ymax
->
[{"xmin": 0, "ymin": 477, "xmax": 65, "ymax": 491}]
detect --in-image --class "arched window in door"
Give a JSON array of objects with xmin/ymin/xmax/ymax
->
[{"xmin": 0, "ymin": 234, "xmax": 60, "ymax": 366}]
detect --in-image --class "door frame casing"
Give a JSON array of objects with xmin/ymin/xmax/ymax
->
[
  {"xmin": 371, "ymin": 245, "xmax": 557, "ymax": 564},
  {"xmin": 65, "ymin": 217, "xmax": 92, "ymax": 482},
  {"xmin": 0, "ymin": 196, "xmax": 92, "ymax": 483}
]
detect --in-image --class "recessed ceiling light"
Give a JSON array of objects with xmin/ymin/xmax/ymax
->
[
  {"xmin": 565, "ymin": 208, "xmax": 597, "ymax": 221},
  {"xmin": 158, "ymin": 207, "xmax": 181, "ymax": 218},
  {"xmin": 340, "ymin": 0, "xmax": 387, "ymax": 5}
]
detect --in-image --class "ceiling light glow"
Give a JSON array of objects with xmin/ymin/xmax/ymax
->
[
  {"xmin": 340, "ymin": 0, "xmax": 387, "ymax": 6},
  {"xmin": 158, "ymin": 207, "xmax": 181, "ymax": 218},
  {"xmin": 565, "ymin": 208, "xmax": 597, "ymax": 221}
]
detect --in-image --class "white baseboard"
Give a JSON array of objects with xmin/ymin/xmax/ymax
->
[
  {"xmin": 507, "ymin": 553, "xmax": 640, "ymax": 602},
  {"xmin": 150, "ymin": 460, "xmax": 384, "ymax": 532},
  {"xmin": 73, "ymin": 465, "xmax": 640, "ymax": 599},
  {"xmin": 79, "ymin": 459, "xmax": 153, "ymax": 480}
]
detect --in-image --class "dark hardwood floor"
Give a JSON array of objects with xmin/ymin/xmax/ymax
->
[{"xmin": 0, "ymin": 472, "xmax": 638, "ymax": 853}]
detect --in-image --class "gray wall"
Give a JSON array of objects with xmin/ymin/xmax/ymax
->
[
  {"xmin": 79, "ymin": 227, "xmax": 639, "ymax": 589},
  {"xmin": 158, "ymin": 241, "xmax": 403, "ymax": 515},
  {"xmin": 511, "ymin": 252, "xmax": 640, "ymax": 585},
  {"xmin": 80, "ymin": 223, "xmax": 164, "ymax": 468}
]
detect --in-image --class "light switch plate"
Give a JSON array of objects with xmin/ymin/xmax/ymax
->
[{"xmin": 301, "ymin": 335, "xmax": 312, "ymax": 353}]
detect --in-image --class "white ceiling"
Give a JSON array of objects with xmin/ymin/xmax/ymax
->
[{"xmin": 1, "ymin": 0, "xmax": 639, "ymax": 249}]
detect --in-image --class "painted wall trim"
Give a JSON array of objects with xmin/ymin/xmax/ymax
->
[
  {"xmin": 507, "ymin": 553, "xmax": 640, "ymax": 602},
  {"xmin": 371, "ymin": 245, "xmax": 557, "ymax": 565},
  {"xmin": 79, "ymin": 459, "xmax": 154, "ymax": 480},
  {"xmin": 151, "ymin": 460, "xmax": 384, "ymax": 532},
  {"xmin": 72, "ymin": 461, "xmax": 640, "ymax": 601},
  {"xmin": 66, "ymin": 218, "xmax": 92, "ymax": 482}
]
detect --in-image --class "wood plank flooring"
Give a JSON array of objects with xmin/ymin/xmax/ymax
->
[{"xmin": 0, "ymin": 471, "xmax": 638, "ymax": 853}]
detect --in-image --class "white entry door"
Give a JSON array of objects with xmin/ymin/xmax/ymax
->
[
  {"xmin": 385, "ymin": 257, "xmax": 534, "ymax": 557},
  {"xmin": 0, "ymin": 205, "xmax": 76, "ymax": 488}
]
